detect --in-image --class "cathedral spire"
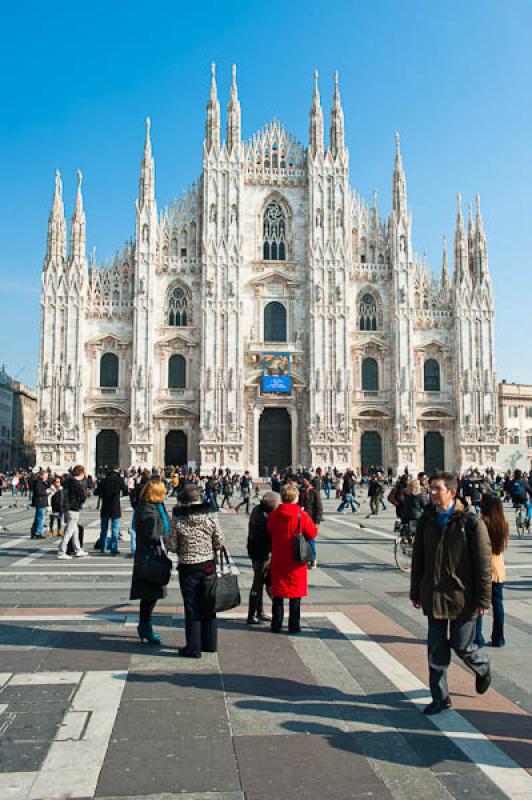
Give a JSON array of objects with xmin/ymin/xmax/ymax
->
[
  {"xmin": 309, "ymin": 70, "xmax": 324, "ymax": 156},
  {"xmin": 205, "ymin": 62, "xmax": 220, "ymax": 152},
  {"xmin": 329, "ymin": 71, "xmax": 345, "ymax": 158},
  {"xmin": 474, "ymin": 193, "xmax": 488, "ymax": 281},
  {"xmin": 139, "ymin": 117, "xmax": 155, "ymax": 207},
  {"xmin": 454, "ymin": 192, "xmax": 468, "ymax": 282},
  {"xmin": 392, "ymin": 132, "xmax": 408, "ymax": 217},
  {"xmin": 441, "ymin": 234, "xmax": 449, "ymax": 290},
  {"xmin": 226, "ymin": 64, "xmax": 241, "ymax": 154},
  {"xmin": 69, "ymin": 169, "xmax": 86, "ymax": 260},
  {"xmin": 46, "ymin": 170, "xmax": 66, "ymax": 265}
]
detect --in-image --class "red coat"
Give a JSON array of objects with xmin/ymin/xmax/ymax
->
[{"xmin": 267, "ymin": 503, "xmax": 318, "ymax": 598}]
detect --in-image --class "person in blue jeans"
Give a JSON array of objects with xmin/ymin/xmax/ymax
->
[
  {"xmin": 299, "ymin": 475, "xmax": 322, "ymax": 568},
  {"xmin": 30, "ymin": 471, "xmax": 49, "ymax": 539},
  {"xmin": 337, "ymin": 469, "xmax": 360, "ymax": 513},
  {"xmin": 96, "ymin": 468, "xmax": 125, "ymax": 555},
  {"xmin": 475, "ymin": 493, "xmax": 508, "ymax": 648}
]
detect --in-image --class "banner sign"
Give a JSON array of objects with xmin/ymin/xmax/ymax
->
[{"xmin": 262, "ymin": 353, "xmax": 291, "ymax": 393}]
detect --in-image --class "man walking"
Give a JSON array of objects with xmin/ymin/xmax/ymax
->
[
  {"xmin": 337, "ymin": 469, "xmax": 359, "ymax": 513},
  {"xmin": 30, "ymin": 470, "xmax": 49, "ymax": 539},
  {"xmin": 410, "ymin": 471, "xmax": 492, "ymax": 715},
  {"xmin": 58, "ymin": 465, "xmax": 88, "ymax": 559},
  {"xmin": 96, "ymin": 467, "xmax": 125, "ymax": 555}
]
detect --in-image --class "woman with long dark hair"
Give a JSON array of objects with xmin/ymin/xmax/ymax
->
[{"xmin": 475, "ymin": 493, "xmax": 509, "ymax": 648}]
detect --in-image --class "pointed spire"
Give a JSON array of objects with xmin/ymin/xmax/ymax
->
[
  {"xmin": 475, "ymin": 193, "xmax": 484, "ymax": 235},
  {"xmin": 474, "ymin": 193, "xmax": 488, "ymax": 280},
  {"xmin": 205, "ymin": 62, "xmax": 220, "ymax": 151},
  {"xmin": 309, "ymin": 69, "xmax": 324, "ymax": 156},
  {"xmin": 329, "ymin": 71, "xmax": 345, "ymax": 158},
  {"xmin": 226, "ymin": 64, "xmax": 241, "ymax": 154},
  {"xmin": 441, "ymin": 234, "xmax": 449, "ymax": 290},
  {"xmin": 454, "ymin": 193, "xmax": 468, "ymax": 281},
  {"xmin": 139, "ymin": 117, "xmax": 155, "ymax": 207},
  {"xmin": 69, "ymin": 169, "xmax": 86, "ymax": 260},
  {"xmin": 392, "ymin": 132, "xmax": 408, "ymax": 217},
  {"xmin": 46, "ymin": 170, "xmax": 66, "ymax": 265}
]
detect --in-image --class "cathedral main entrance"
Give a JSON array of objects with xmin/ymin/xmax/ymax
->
[
  {"xmin": 259, "ymin": 408, "xmax": 291, "ymax": 474},
  {"xmin": 361, "ymin": 431, "xmax": 383, "ymax": 470},
  {"xmin": 424, "ymin": 431, "xmax": 444, "ymax": 474},
  {"xmin": 165, "ymin": 430, "xmax": 187, "ymax": 466},
  {"xmin": 96, "ymin": 430, "xmax": 119, "ymax": 472}
]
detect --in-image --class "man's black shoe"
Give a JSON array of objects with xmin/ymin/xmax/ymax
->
[
  {"xmin": 424, "ymin": 697, "xmax": 452, "ymax": 716},
  {"xmin": 476, "ymin": 667, "xmax": 491, "ymax": 695}
]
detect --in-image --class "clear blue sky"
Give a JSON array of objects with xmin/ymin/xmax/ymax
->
[{"xmin": 1, "ymin": 0, "xmax": 530, "ymax": 388}]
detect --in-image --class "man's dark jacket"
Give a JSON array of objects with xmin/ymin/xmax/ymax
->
[
  {"xmin": 31, "ymin": 477, "xmax": 49, "ymax": 508},
  {"xmin": 96, "ymin": 472, "xmax": 124, "ymax": 518},
  {"xmin": 410, "ymin": 500, "xmax": 492, "ymax": 620},
  {"xmin": 299, "ymin": 486, "xmax": 323, "ymax": 525}
]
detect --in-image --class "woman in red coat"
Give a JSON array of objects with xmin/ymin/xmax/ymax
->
[{"xmin": 266, "ymin": 482, "xmax": 318, "ymax": 633}]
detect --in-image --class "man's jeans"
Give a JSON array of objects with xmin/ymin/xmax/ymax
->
[
  {"xmin": 33, "ymin": 506, "xmax": 45, "ymax": 536},
  {"xmin": 99, "ymin": 516, "xmax": 121, "ymax": 554},
  {"xmin": 323, "ymin": 482, "xmax": 331, "ymax": 500},
  {"xmin": 130, "ymin": 513, "xmax": 136, "ymax": 555},
  {"xmin": 338, "ymin": 493, "xmax": 357, "ymax": 512},
  {"xmin": 427, "ymin": 617, "xmax": 490, "ymax": 702}
]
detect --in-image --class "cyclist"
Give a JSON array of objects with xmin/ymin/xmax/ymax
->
[{"xmin": 509, "ymin": 469, "xmax": 532, "ymax": 528}]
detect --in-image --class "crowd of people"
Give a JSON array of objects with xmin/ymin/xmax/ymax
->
[{"xmin": 0, "ymin": 459, "xmax": 524, "ymax": 714}]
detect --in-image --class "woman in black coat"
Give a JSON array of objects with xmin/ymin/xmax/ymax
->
[{"xmin": 130, "ymin": 479, "xmax": 171, "ymax": 645}]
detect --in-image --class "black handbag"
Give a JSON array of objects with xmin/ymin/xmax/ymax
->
[
  {"xmin": 136, "ymin": 545, "xmax": 172, "ymax": 586},
  {"xmin": 202, "ymin": 548, "xmax": 241, "ymax": 614},
  {"xmin": 293, "ymin": 513, "xmax": 313, "ymax": 564}
]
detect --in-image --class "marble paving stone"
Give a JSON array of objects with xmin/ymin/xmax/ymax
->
[
  {"xmin": 129, "ymin": 650, "xmax": 218, "ymax": 672},
  {"xmin": 8, "ymin": 671, "xmax": 82, "ymax": 685},
  {"xmin": 0, "ymin": 653, "xmax": 49, "ymax": 673},
  {"xmin": 55, "ymin": 710, "xmax": 89, "ymax": 740},
  {"xmin": 226, "ymin": 694, "xmax": 350, "ymax": 737},
  {"xmin": 0, "ymin": 770, "xmax": 36, "ymax": 800},
  {"xmin": 122, "ymin": 671, "xmax": 223, "ymax": 701},
  {"xmin": 0, "ymin": 741, "xmax": 50, "ymax": 774},
  {"xmin": 96, "ymin": 735, "xmax": 240, "ymax": 797},
  {"xmin": 0, "ymin": 685, "xmax": 76, "ymax": 704},
  {"xmin": 29, "ymin": 767, "xmax": 107, "ymax": 800},
  {"xmin": 96, "ymin": 793, "xmax": 245, "ymax": 800},
  {"xmin": 111, "ymin": 696, "xmax": 229, "ymax": 741},
  {"xmin": 40, "ymin": 647, "xmax": 131, "ymax": 672},
  {"xmin": 234, "ymin": 733, "xmax": 394, "ymax": 800}
]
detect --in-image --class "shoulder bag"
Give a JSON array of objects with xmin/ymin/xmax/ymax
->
[
  {"xmin": 202, "ymin": 547, "xmax": 241, "ymax": 614},
  {"xmin": 293, "ymin": 513, "xmax": 313, "ymax": 564},
  {"xmin": 136, "ymin": 539, "xmax": 172, "ymax": 586}
]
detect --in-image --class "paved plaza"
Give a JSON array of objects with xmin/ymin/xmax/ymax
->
[{"xmin": 0, "ymin": 493, "xmax": 531, "ymax": 799}]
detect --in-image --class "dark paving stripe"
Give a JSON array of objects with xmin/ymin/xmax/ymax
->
[
  {"xmin": 0, "ymin": 684, "xmax": 76, "ymax": 704},
  {"xmin": 96, "ymin": 736, "xmax": 240, "ymax": 797},
  {"xmin": 112, "ymin": 696, "xmax": 230, "ymax": 741},
  {"xmin": 123, "ymin": 671, "xmax": 223, "ymax": 701},
  {"xmin": 0, "ymin": 740, "xmax": 50, "ymax": 773},
  {"xmin": 234, "ymin": 733, "xmax": 393, "ymax": 800}
]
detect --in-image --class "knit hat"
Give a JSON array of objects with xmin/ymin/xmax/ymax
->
[{"xmin": 179, "ymin": 484, "xmax": 202, "ymax": 505}]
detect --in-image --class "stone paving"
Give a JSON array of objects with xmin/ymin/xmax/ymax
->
[{"xmin": 0, "ymin": 493, "xmax": 531, "ymax": 799}]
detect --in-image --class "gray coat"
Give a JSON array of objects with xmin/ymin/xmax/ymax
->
[{"xmin": 130, "ymin": 502, "xmax": 170, "ymax": 601}]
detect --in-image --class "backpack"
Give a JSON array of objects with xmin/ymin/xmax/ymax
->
[{"xmin": 512, "ymin": 480, "xmax": 527, "ymax": 503}]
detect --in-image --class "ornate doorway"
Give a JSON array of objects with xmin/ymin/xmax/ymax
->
[
  {"xmin": 259, "ymin": 408, "xmax": 291, "ymax": 473},
  {"xmin": 361, "ymin": 431, "xmax": 383, "ymax": 470},
  {"xmin": 165, "ymin": 430, "xmax": 187, "ymax": 466},
  {"xmin": 424, "ymin": 431, "xmax": 444, "ymax": 474},
  {"xmin": 96, "ymin": 430, "xmax": 119, "ymax": 472}
]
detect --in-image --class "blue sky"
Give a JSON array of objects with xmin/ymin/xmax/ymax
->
[{"xmin": 1, "ymin": 0, "xmax": 530, "ymax": 387}]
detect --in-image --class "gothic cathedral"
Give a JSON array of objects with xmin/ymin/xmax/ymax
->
[{"xmin": 36, "ymin": 66, "xmax": 499, "ymax": 475}]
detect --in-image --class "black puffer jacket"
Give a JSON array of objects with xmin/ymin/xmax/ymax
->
[
  {"xmin": 247, "ymin": 502, "xmax": 271, "ymax": 561},
  {"xmin": 130, "ymin": 502, "xmax": 170, "ymax": 601},
  {"xmin": 31, "ymin": 477, "xmax": 49, "ymax": 509}
]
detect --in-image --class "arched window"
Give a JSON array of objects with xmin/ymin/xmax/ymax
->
[
  {"xmin": 359, "ymin": 293, "xmax": 377, "ymax": 331},
  {"xmin": 424, "ymin": 359, "xmax": 441, "ymax": 392},
  {"xmin": 264, "ymin": 301, "xmax": 287, "ymax": 342},
  {"xmin": 168, "ymin": 355, "xmax": 186, "ymax": 389},
  {"xmin": 362, "ymin": 358, "xmax": 379, "ymax": 391},
  {"xmin": 100, "ymin": 353, "xmax": 118, "ymax": 388},
  {"xmin": 263, "ymin": 201, "xmax": 287, "ymax": 261},
  {"xmin": 171, "ymin": 238, "xmax": 178, "ymax": 257},
  {"xmin": 180, "ymin": 228, "xmax": 187, "ymax": 257},
  {"xmin": 167, "ymin": 286, "xmax": 188, "ymax": 326}
]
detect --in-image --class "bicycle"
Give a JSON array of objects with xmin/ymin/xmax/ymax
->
[
  {"xmin": 514, "ymin": 503, "xmax": 529, "ymax": 538},
  {"xmin": 394, "ymin": 520, "xmax": 416, "ymax": 573}
]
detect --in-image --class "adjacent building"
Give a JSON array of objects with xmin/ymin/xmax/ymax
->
[
  {"xmin": 0, "ymin": 367, "xmax": 13, "ymax": 470},
  {"xmin": 498, "ymin": 381, "xmax": 532, "ymax": 472},
  {"xmin": 35, "ymin": 66, "xmax": 499, "ymax": 475},
  {"xmin": 11, "ymin": 380, "xmax": 37, "ymax": 468}
]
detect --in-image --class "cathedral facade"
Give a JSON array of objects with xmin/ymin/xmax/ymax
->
[{"xmin": 35, "ymin": 66, "xmax": 499, "ymax": 475}]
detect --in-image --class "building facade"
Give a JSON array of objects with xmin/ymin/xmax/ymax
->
[
  {"xmin": 11, "ymin": 380, "xmax": 37, "ymax": 468},
  {"xmin": 498, "ymin": 382, "xmax": 532, "ymax": 470},
  {"xmin": 35, "ymin": 67, "xmax": 499, "ymax": 475},
  {"xmin": 0, "ymin": 367, "xmax": 13, "ymax": 470}
]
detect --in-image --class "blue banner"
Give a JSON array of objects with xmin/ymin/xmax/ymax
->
[{"xmin": 262, "ymin": 353, "xmax": 291, "ymax": 393}]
